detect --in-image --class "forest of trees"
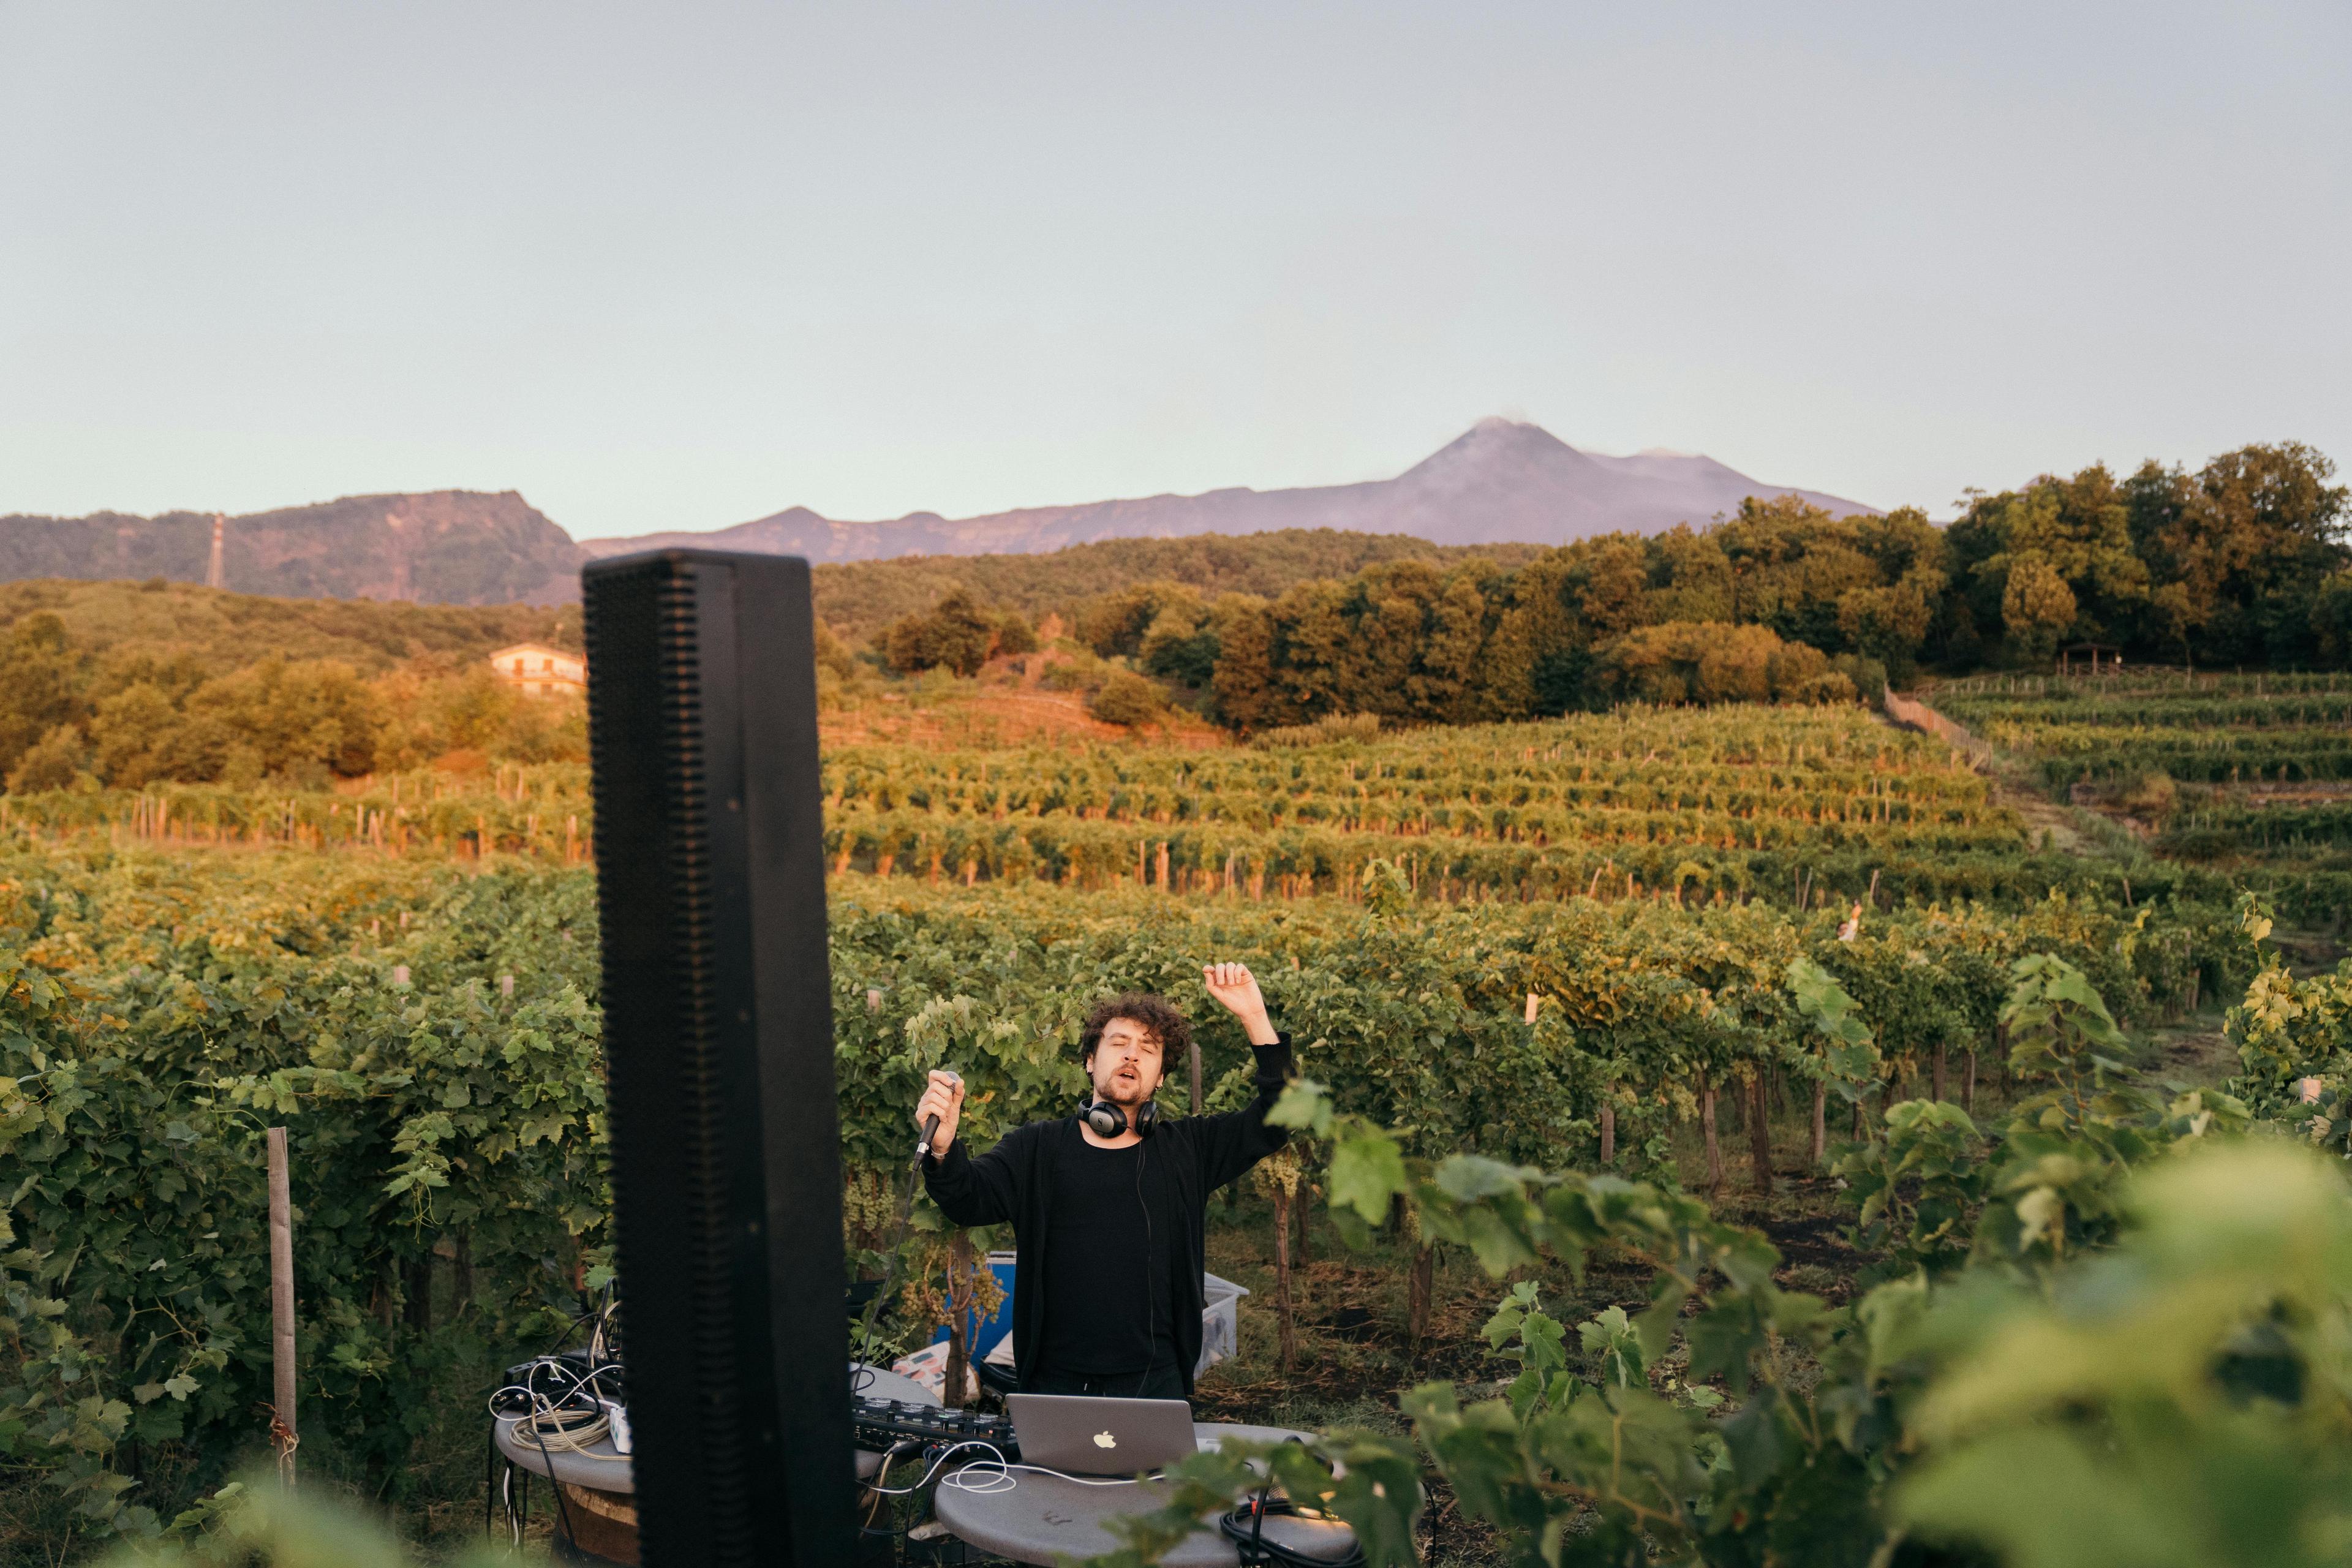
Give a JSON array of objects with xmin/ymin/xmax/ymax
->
[
  {"xmin": 1, "ymin": 441, "xmax": 2342, "ymax": 775},
  {"xmin": 872, "ymin": 442, "xmax": 2350, "ymax": 729},
  {"xmin": 0, "ymin": 579, "xmax": 584, "ymax": 791},
  {"xmin": 810, "ymin": 529, "xmax": 1550, "ymax": 642}
]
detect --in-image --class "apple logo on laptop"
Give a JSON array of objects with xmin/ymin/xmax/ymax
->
[{"xmin": 1093, "ymin": 1431, "xmax": 1117, "ymax": 1449}]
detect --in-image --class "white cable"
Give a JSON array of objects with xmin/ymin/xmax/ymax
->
[
  {"xmin": 863, "ymin": 1441, "xmax": 1012, "ymax": 1494},
  {"xmin": 860, "ymin": 1440, "xmax": 1154, "ymax": 1498},
  {"xmin": 951, "ymin": 1461, "xmax": 1156, "ymax": 1493},
  {"xmin": 494, "ymin": 1397, "xmax": 625, "ymax": 1460},
  {"xmin": 488, "ymin": 1362, "xmax": 632, "ymax": 1462}
]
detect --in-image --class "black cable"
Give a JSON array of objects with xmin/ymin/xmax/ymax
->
[
  {"xmin": 858, "ymin": 1439, "xmax": 925, "ymax": 1541},
  {"xmin": 492, "ymin": 1357, "xmax": 614, "ymax": 1556},
  {"xmin": 481, "ymin": 1302, "xmax": 601, "ymax": 1553},
  {"xmin": 522, "ymin": 1395, "xmax": 583, "ymax": 1555},
  {"xmin": 1216, "ymin": 1439, "xmax": 1365, "ymax": 1567},
  {"xmin": 482, "ymin": 1427, "xmax": 498, "ymax": 1543},
  {"xmin": 1219, "ymin": 1493, "xmax": 1365, "ymax": 1567},
  {"xmin": 1134, "ymin": 1134, "xmax": 1158, "ymax": 1400}
]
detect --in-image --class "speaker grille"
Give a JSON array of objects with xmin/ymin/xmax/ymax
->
[
  {"xmin": 584, "ymin": 556, "xmax": 750, "ymax": 1555},
  {"xmin": 585, "ymin": 548, "xmax": 851, "ymax": 1565}
]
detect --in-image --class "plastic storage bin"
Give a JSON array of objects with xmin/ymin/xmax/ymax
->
[
  {"xmin": 975, "ymin": 1268, "xmax": 1253, "ymax": 1380},
  {"xmin": 1197, "ymin": 1272, "xmax": 1251, "ymax": 1374}
]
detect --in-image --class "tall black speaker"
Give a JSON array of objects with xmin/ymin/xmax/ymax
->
[{"xmin": 581, "ymin": 549, "xmax": 852, "ymax": 1566}]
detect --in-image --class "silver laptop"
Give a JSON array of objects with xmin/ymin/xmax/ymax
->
[{"xmin": 1005, "ymin": 1393, "xmax": 1197, "ymax": 1476}]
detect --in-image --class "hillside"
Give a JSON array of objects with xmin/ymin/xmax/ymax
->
[
  {"xmin": 0, "ymin": 491, "xmax": 581, "ymax": 606},
  {"xmin": 587, "ymin": 417, "xmax": 1878, "ymax": 563},
  {"xmin": 810, "ymin": 528, "xmax": 1549, "ymax": 642},
  {"xmin": 2, "ymin": 421, "xmax": 1871, "ymax": 606},
  {"xmin": 0, "ymin": 578, "xmax": 579, "ymax": 674}
]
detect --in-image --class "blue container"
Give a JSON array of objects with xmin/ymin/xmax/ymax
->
[{"xmin": 933, "ymin": 1251, "xmax": 1016, "ymax": 1360}]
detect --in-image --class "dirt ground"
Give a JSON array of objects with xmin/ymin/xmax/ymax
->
[{"xmin": 820, "ymin": 662, "xmax": 1231, "ymax": 751}]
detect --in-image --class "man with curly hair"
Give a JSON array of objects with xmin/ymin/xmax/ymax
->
[{"xmin": 914, "ymin": 963, "xmax": 1290, "ymax": 1398}]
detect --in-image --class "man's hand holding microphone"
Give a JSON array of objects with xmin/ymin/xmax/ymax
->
[{"xmin": 913, "ymin": 1069, "xmax": 965, "ymax": 1165}]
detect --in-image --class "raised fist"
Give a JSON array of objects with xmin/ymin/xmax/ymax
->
[{"xmin": 1202, "ymin": 962, "xmax": 1278, "ymax": 1046}]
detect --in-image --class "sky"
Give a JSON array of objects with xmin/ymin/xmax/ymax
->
[{"xmin": 3, "ymin": 1, "xmax": 2346, "ymax": 540}]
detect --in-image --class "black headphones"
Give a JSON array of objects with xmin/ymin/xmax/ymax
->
[{"xmin": 1080, "ymin": 1095, "xmax": 1159, "ymax": 1138}]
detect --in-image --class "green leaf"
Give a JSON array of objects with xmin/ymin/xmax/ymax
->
[
  {"xmin": 1326, "ymin": 1129, "xmax": 1408, "ymax": 1225},
  {"xmin": 1265, "ymin": 1079, "xmax": 1333, "ymax": 1137}
]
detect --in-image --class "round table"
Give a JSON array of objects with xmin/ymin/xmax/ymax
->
[
  {"xmin": 495, "ymin": 1363, "xmax": 938, "ymax": 1488},
  {"xmin": 932, "ymin": 1422, "xmax": 1359, "ymax": 1567}
]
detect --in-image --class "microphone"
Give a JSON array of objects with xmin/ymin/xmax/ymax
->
[{"xmin": 914, "ymin": 1071, "xmax": 962, "ymax": 1164}]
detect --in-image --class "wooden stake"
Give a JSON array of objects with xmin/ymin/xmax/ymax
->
[
  {"xmin": 1809, "ymin": 1080, "xmax": 1827, "ymax": 1169},
  {"xmin": 1700, "ymin": 1072, "xmax": 1723, "ymax": 1194},
  {"xmin": 267, "ymin": 1127, "xmax": 298, "ymax": 1487},
  {"xmin": 1407, "ymin": 1240, "xmax": 1436, "ymax": 1354},
  {"xmin": 1599, "ymin": 1101, "xmax": 1616, "ymax": 1164},
  {"xmin": 1272, "ymin": 1185, "xmax": 1297, "ymax": 1375},
  {"xmin": 943, "ymin": 1233, "xmax": 974, "ymax": 1409},
  {"xmin": 1747, "ymin": 1074, "xmax": 1773, "ymax": 1192},
  {"xmin": 1189, "ymin": 1039, "xmax": 1202, "ymax": 1115}
]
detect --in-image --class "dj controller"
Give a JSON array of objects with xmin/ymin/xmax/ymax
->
[{"xmin": 849, "ymin": 1395, "xmax": 1019, "ymax": 1462}]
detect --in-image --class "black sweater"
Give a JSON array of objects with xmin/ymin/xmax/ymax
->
[{"xmin": 921, "ymin": 1036, "xmax": 1292, "ymax": 1395}]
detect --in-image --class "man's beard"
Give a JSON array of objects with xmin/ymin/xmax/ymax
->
[{"xmin": 1096, "ymin": 1068, "xmax": 1155, "ymax": 1106}]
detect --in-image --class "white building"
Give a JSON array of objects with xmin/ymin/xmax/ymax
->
[{"xmin": 489, "ymin": 643, "xmax": 586, "ymax": 698}]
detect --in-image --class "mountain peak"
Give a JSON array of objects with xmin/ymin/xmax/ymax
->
[
  {"xmin": 579, "ymin": 419, "xmax": 1879, "ymax": 567},
  {"xmin": 1399, "ymin": 417, "xmax": 1591, "ymax": 483}
]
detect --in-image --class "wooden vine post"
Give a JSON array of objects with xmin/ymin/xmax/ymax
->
[
  {"xmin": 1293, "ymin": 1174, "xmax": 1312, "ymax": 1266},
  {"xmin": 266, "ymin": 1126, "xmax": 298, "ymax": 1487},
  {"xmin": 1747, "ymin": 1072, "xmax": 1773, "ymax": 1192},
  {"xmin": 943, "ymin": 1233, "xmax": 976, "ymax": 1409},
  {"xmin": 1406, "ymin": 1205, "xmax": 1436, "ymax": 1355},
  {"xmin": 1699, "ymin": 1071, "xmax": 1724, "ymax": 1194},
  {"xmin": 1253, "ymin": 1150, "xmax": 1306, "ymax": 1371}
]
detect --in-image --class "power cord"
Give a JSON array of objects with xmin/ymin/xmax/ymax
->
[
  {"xmin": 484, "ymin": 1291, "xmax": 627, "ymax": 1553},
  {"xmin": 858, "ymin": 1439, "xmax": 1157, "ymax": 1499},
  {"xmin": 488, "ymin": 1359, "xmax": 630, "ymax": 1460},
  {"xmin": 1134, "ymin": 1135, "xmax": 1160, "ymax": 1399},
  {"xmin": 487, "ymin": 1358, "xmax": 620, "ymax": 1556},
  {"xmin": 1217, "ymin": 1439, "xmax": 1363, "ymax": 1567}
]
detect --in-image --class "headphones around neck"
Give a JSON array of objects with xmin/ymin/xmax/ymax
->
[{"xmin": 1081, "ymin": 1094, "xmax": 1159, "ymax": 1139}]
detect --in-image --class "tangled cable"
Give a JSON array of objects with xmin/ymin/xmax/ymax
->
[{"xmin": 487, "ymin": 1359, "xmax": 630, "ymax": 1461}]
